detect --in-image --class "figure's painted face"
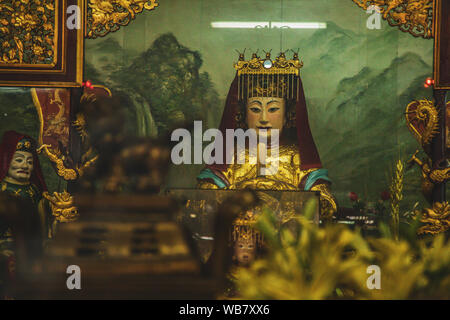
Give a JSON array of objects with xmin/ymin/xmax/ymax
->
[
  {"xmin": 234, "ymin": 237, "xmax": 256, "ymax": 266},
  {"xmin": 246, "ymin": 97, "xmax": 286, "ymax": 137},
  {"xmin": 7, "ymin": 151, "xmax": 34, "ymax": 183}
]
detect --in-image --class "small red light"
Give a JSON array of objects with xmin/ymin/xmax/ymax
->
[
  {"xmin": 348, "ymin": 191, "xmax": 358, "ymax": 202},
  {"xmin": 424, "ymin": 77, "xmax": 434, "ymax": 87},
  {"xmin": 85, "ymin": 80, "xmax": 92, "ymax": 87}
]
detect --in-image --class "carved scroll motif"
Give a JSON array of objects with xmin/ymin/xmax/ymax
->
[
  {"xmin": 87, "ymin": 0, "xmax": 159, "ymax": 39},
  {"xmin": 352, "ymin": 0, "xmax": 433, "ymax": 39}
]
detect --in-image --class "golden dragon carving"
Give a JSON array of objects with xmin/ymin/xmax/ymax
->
[
  {"xmin": 352, "ymin": 0, "xmax": 433, "ymax": 39},
  {"xmin": 405, "ymin": 99, "xmax": 447, "ymax": 202},
  {"xmin": 87, "ymin": 0, "xmax": 159, "ymax": 39},
  {"xmin": 42, "ymin": 190, "xmax": 79, "ymax": 223},
  {"xmin": 37, "ymin": 144, "xmax": 98, "ymax": 181},
  {"xmin": 407, "ymin": 150, "xmax": 449, "ymax": 202},
  {"xmin": 417, "ymin": 202, "xmax": 450, "ymax": 235}
]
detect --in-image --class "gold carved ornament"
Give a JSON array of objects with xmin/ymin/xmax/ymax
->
[
  {"xmin": 405, "ymin": 100, "xmax": 448, "ymax": 194},
  {"xmin": 408, "ymin": 150, "xmax": 450, "ymax": 184},
  {"xmin": 310, "ymin": 183, "xmax": 338, "ymax": 219},
  {"xmin": 201, "ymin": 191, "xmax": 279, "ymax": 246},
  {"xmin": 34, "ymin": 88, "xmax": 113, "ymax": 181},
  {"xmin": 232, "ymin": 203, "xmax": 264, "ymax": 246},
  {"xmin": 234, "ymin": 51, "xmax": 303, "ymax": 77},
  {"xmin": 405, "ymin": 99, "xmax": 439, "ymax": 146},
  {"xmin": 76, "ymin": 85, "xmax": 113, "ymax": 143},
  {"xmin": 37, "ymin": 144, "xmax": 98, "ymax": 181},
  {"xmin": 42, "ymin": 190, "xmax": 79, "ymax": 223},
  {"xmin": 0, "ymin": 0, "xmax": 57, "ymax": 65},
  {"xmin": 352, "ymin": 0, "xmax": 433, "ymax": 39},
  {"xmin": 87, "ymin": 0, "xmax": 159, "ymax": 39},
  {"xmin": 31, "ymin": 87, "xmax": 100, "ymax": 181},
  {"xmin": 234, "ymin": 50, "xmax": 303, "ymax": 101},
  {"xmin": 417, "ymin": 201, "xmax": 450, "ymax": 235}
]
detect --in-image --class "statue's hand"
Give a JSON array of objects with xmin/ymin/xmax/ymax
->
[{"xmin": 42, "ymin": 191, "xmax": 79, "ymax": 223}]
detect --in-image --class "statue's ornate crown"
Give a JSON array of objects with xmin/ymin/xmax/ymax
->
[
  {"xmin": 16, "ymin": 138, "xmax": 34, "ymax": 153},
  {"xmin": 234, "ymin": 50, "xmax": 303, "ymax": 76},
  {"xmin": 234, "ymin": 50, "xmax": 303, "ymax": 100},
  {"xmin": 232, "ymin": 207, "xmax": 263, "ymax": 244}
]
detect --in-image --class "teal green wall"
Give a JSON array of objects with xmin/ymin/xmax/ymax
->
[{"xmin": 0, "ymin": 0, "xmax": 438, "ymax": 208}]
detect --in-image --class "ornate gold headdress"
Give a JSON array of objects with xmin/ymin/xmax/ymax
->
[
  {"xmin": 234, "ymin": 50, "xmax": 303, "ymax": 101},
  {"xmin": 231, "ymin": 192, "xmax": 281, "ymax": 246},
  {"xmin": 16, "ymin": 138, "xmax": 34, "ymax": 152},
  {"xmin": 232, "ymin": 211, "xmax": 263, "ymax": 245}
]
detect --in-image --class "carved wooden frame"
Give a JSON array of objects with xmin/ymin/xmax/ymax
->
[
  {"xmin": 433, "ymin": 0, "xmax": 450, "ymax": 89},
  {"xmin": 0, "ymin": 0, "xmax": 85, "ymax": 87}
]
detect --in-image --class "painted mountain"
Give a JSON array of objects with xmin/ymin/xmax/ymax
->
[
  {"xmin": 85, "ymin": 34, "xmax": 222, "ymax": 137},
  {"xmin": 299, "ymin": 22, "xmax": 434, "ymax": 207},
  {"xmin": 83, "ymin": 24, "xmax": 434, "ymax": 208}
]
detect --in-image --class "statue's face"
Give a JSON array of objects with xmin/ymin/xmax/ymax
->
[
  {"xmin": 7, "ymin": 151, "xmax": 34, "ymax": 183},
  {"xmin": 246, "ymin": 97, "xmax": 286, "ymax": 136},
  {"xmin": 234, "ymin": 237, "xmax": 256, "ymax": 266}
]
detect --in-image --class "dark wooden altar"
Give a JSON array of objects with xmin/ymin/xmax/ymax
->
[{"xmin": 432, "ymin": 0, "xmax": 449, "ymax": 202}]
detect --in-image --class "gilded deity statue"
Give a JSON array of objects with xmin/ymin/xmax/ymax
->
[
  {"xmin": 0, "ymin": 132, "xmax": 50, "ymax": 244},
  {"xmin": 0, "ymin": 131, "xmax": 77, "ymax": 296},
  {"xmin": 197, "ymin": 52, "xmax": 337, "ymax": 215},
  {"xmin": 196, "ymin": 52, "xmax": 337, "ymax": 265}
]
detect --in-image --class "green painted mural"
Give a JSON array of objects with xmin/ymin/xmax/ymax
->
[{"xmin": 0, "ymin": 0, "xmax": 440, "ymax": 209}]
